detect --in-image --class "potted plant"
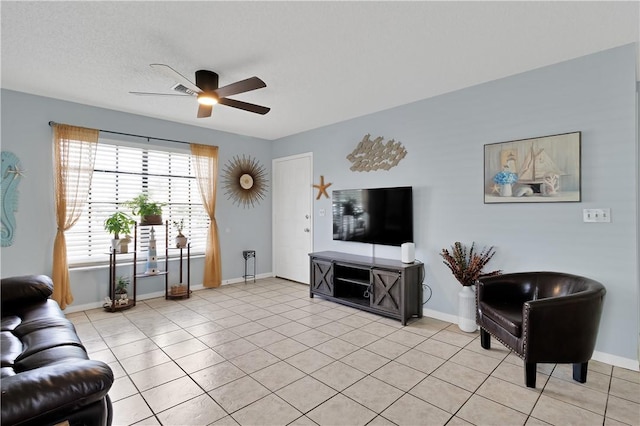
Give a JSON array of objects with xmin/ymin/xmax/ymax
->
[
  {"xmin": 172, "ymin": 218, "xmax": 188, "ymax": 249},
  {"xmin": 115, "ymin": 276, "xmax": 129, "ymax": 301},
  {"xmin": 104, "ymin": 211, "xmax": 134, "ymax": 253},
  {"xmin": 440, "ymin": 242, "xmax": 501, "ymax": 332},
  {"xmin": 125, "ymin": 194, "xmax": 165, "ymax": 225}
]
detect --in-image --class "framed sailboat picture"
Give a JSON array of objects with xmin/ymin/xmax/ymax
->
[{"xmin": 484, "ymin": 132, "xmax": 581, "ymax": 203}]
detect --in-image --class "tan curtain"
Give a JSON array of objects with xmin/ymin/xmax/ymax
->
[
  {"xmin": 190, "ymin": 143, "xmax": 222, "ymax": 288},
  {"xmin": 52, "ymin": 124, "xmax": 99, "ymax": 308}
]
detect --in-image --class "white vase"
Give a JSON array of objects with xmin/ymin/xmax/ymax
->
[
  {"xmin": 458, "ymin": 285, "xmax": 477, "ymax": 332},
  {"xmin": 500, "ymin": 183, "xmax": 513, "ymax": 197},
  {"xmin": 175, "ymin": 234, "xmax": 188, "ymax": 249}
]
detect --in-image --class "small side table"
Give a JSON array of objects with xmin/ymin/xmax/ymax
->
[{"xmin": 243, "ymin": 250, "xmax": 256, "ymax": 283}]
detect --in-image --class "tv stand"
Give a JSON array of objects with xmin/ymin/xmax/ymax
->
[{"xmin": 309, "ymin": 251, "xmax": 424, "ymax": 325}]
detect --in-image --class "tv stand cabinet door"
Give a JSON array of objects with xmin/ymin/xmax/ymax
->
[
  {"xmin": 311, "ymin": 259, "xmax": 334, "ymax": 296},
  {"xmin": 370, "ymin": 269, "xmax": 402, "ymax": 316}
]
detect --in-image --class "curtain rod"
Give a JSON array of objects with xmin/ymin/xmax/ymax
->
[{"xmin": 48, "ymin": 121, "xmax": 192, "ymax": 146}]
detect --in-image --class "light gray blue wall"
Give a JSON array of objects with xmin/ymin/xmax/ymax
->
[
  {"xmin": 1, "ymin": 44, "xmax": 638, "ymax": 363},
  {"xmin": 0, "ymin": 90, "xmax": 273, "ymax": 305},
  {"xmin": 273, "ymin": 44, "xmax": 639, "ymax": 362}
]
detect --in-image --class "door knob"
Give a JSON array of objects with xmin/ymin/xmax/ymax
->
[
  {"xmin": 304, "ymin": 228, "xmax": 310, "ymax": 232},
  {"xmin": 305, "ymin": 214, "xmax": 310, "ymax": 219}
]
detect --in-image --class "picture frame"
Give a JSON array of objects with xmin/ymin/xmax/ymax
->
[{"xmin": 484, "ymin": 132, "xmax": 581, "ymax": 203}]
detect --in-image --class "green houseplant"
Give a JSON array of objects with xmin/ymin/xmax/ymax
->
[
  {"xmin": 114, "ymin": 275, "xmax": 130, "ymax": 303},
  {"xmin": 104, "ymin": 211, "xmax": 134, "ymax": 253},
  {"xmin": 125, "ymin": 194, "xmax": 165, "ymax": 225},
  {"xmin": 115, "ymin": 275, "xmax": 129, "ymax": 296}
]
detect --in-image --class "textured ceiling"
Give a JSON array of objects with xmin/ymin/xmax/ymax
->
[{"xmin": 1, "ymin": 1, "xmax": 638, "ymax": 140}]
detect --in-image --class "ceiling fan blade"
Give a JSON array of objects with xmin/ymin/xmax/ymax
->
[
  {"xmin": 197, "ymin": 104, "xmax": 213, "ymax": 118},
  {"xmin": 214, "ymin": 77, "xmax": 266, "ymax": 99},
  {"xmin": 150, "ymin": 64, "xmax": 202, "ymax": 94},
  {"xmin": 129, "ymin": 91, "xmax": 192, "ymax": 97},
  {"xmin": 219, "ymin": 98, "xmax": 270, "ymax": 115}
]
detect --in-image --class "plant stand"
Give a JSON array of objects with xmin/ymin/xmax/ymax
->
[
  {"xmin": 106, "ymin": 221, "xmax": 191, "ymax": 310},
  {"xmin": 105, "ymin": 249, "xmax": 135, "ymax": 312},
  {"xmin": 167, "ymin": 244, "xmax": 191, "ymax": 299},
  {"xmin": 243, "ymin": 250, "xmax": 256, "ymax": 283}
]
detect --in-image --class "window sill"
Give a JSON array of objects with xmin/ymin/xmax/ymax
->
[{"xmin": 69, "ymin": 253, "xmax": 205, "ymax": 271}]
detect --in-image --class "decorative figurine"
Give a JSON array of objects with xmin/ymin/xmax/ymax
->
[{"xmin": 145, "ymin": 227, "xmax": 159, "ymax": 275}]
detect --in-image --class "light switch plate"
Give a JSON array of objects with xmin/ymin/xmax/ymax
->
[{"xmin": 583, "ymin": 208, "xmax": 611, "ymax": 223}]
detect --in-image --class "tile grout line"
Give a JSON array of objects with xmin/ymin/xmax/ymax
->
[{"xmin": 78, "ymin": 280, "xmax": 638, "ymax": 426}]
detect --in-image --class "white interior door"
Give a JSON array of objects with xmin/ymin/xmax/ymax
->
[{"xmin": 273, "ymin": 153, "xmax": 313, "ymax": 284}]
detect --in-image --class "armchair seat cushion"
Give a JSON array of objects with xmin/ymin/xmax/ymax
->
[{"xmin": 479, "ymin": 301, "xmax": 522, "ymax": 337}]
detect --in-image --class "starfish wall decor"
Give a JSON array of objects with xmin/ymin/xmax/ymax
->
[{"xmin": 313, "ymin": 175, "xmax": 332, "ymax": 200}]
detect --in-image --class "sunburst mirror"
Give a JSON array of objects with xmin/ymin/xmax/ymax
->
[{"xmin": 222, "ymin": 155, "xmax": 268, "ymax": 208}]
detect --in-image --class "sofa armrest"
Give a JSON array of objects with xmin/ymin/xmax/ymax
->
[
  {"xmin": 1, "ymin": 275, "xmax": 53, "ymax": 309},
  {"xmin": 1, "ymin": 360, "xmax": 114, "ymax": 426}
]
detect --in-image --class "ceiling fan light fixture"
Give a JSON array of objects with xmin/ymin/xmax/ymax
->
[
  {"xmin": 197, "ymin": 93, "xmax": 218, "ymax": 106},
  {"xmin": 133, "ymin": 64, "xmax": 269, "ymax": 117}
]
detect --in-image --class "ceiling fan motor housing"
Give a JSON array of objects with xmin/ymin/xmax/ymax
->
[{"xmin": 195, "ymin": 70, "xmax": 219, "ymax": 93}]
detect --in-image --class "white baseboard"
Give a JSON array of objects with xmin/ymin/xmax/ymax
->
[
  {"xmin": 64, "ymin": 302, "xmax": 106, "ymax": 314},
  {"xmin": 64, "ymin": 289, "xmax": 168, "ymax": 313},
  {"xmin": 592, "ymin": 350, "xmax": 639, "ymax": 371},
  {"xmin": 221, "ymin": 272, "xmax": 273, "ymax": 285},
  {"xmin": 422, "ymin": 308, "xmax": 639, "ymax": 371},
  {"xmin": 423, "ymin": 308, "xmax": 459, "ymax": 325},
  {"xmin": 63, "ymin": 274, "xmax": 273, "ymax": 314}
]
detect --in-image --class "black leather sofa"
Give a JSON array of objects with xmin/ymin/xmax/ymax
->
[
  {"xmin": 1, "ymin": 275, "xmax": 114, "ymax": 426},
  {"xmin": 477, "ymin": 271, "xmax": 606, "ymax": 388}
]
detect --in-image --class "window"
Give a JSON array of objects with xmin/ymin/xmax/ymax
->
[{"xmin": 67, "ymin": 138, "xmax": 209, "ymax": 266}]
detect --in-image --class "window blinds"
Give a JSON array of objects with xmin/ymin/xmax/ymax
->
[{"xmin": 66, "ymin": 139, "xmax": 209, "ymax": 266}]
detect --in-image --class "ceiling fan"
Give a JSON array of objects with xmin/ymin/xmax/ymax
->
[{"xmin": 130, "ymin": 64, "xmax": 270, "ymax": 118}]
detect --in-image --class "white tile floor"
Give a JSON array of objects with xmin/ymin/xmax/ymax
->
[{"xmin": 68, "ymin": 278, "xmax": 640, "ymax": 426}]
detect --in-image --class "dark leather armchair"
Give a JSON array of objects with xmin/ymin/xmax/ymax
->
[{"xmin": 476, "ymin": 272, "xmax": 605, "ymax": 388}]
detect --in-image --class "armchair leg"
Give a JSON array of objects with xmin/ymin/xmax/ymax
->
[
  {"xmin": 573, "ymin": 362, "xmax": 588, "ymax": 383},
  {"xmin": 525, "ymin": 362, "xmax": 536, "ymax": 388},
  {"xmin": 480, "ymin": 329, "xmax": 491, "ymax": 350}
]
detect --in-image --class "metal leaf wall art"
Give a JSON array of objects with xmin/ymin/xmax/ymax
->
[
  {"xmin": 346, "ymin": 134, "xmax": 407, "ymax": 172},
  {"xmin": 222, "ymin": 155, "xmax": 268, "ymax": 208}
]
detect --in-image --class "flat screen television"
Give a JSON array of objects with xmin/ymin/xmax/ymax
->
[{"xmin": 332, "ymin": 186, "xmax": 413, "ymax": 246}]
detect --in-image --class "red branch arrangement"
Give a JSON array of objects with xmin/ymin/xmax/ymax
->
[{"xmin": 440, "ymin": 242, "xmax": 502, "ymax": 286}]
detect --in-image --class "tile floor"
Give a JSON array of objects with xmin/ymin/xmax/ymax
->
[{"xmin": 67, "ymin": 278, "xmax": 640, "ymax": 426}]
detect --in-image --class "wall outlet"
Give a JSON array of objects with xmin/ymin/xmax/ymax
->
[{"xmin": 583, "ymin": 208, "xmax": 611, "ymax": 223}]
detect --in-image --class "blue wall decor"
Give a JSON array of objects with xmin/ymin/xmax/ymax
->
[{"xmin": 1, "ymin": 151, "xmax": 24, "ymax": 247}]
